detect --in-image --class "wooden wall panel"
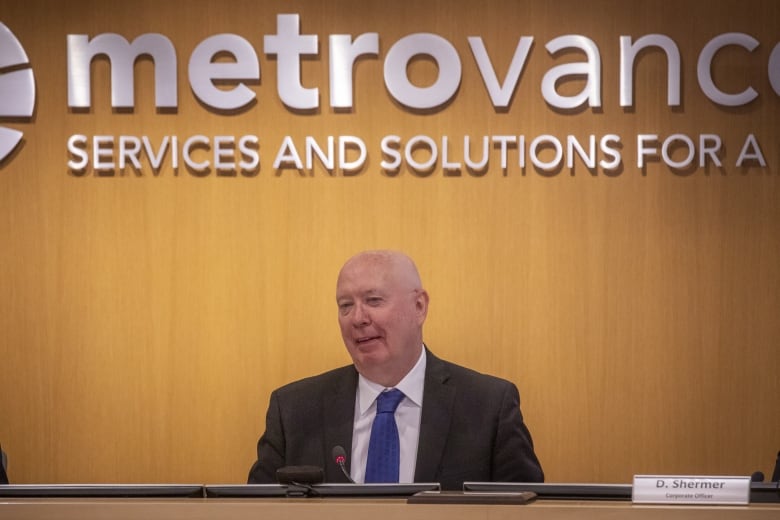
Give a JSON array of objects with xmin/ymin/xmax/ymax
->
[{"xmin": 0, "ymin": 0, "xmax": 778, "ymax": 484}]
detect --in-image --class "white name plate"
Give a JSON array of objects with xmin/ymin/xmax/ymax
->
[{"xmin": 632, "ymin": 475, "xmax": 750, "ymax": 505}]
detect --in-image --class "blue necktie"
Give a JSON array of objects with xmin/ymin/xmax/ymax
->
[{"xmin": 365, "ymin": 389, "xmax": 405, "ymax": 483}]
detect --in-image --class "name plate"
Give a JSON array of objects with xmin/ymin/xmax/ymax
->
[{"xmin": 632, "ymin": 475, "xmax": 750, "ymax": 505}]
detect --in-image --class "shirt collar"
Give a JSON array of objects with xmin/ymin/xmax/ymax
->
[{"xmin": 357, "ymin": 346, "xmax": 427, "ymax": 415}]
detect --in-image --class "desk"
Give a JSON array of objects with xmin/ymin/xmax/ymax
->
[{"xmin": 0, "ymin": 498, "xmax": 778, "ymax": 520}]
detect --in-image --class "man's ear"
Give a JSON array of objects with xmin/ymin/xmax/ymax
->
[{"xmin": 415, "ymin": 289, "xmax": 429, "ymax": 323}]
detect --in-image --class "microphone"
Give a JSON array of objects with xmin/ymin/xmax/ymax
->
[
  {"xmin": 332, "ymin": 445, "xmax": 356, "ymax": 483},
  {"xmin": 751, "ymin": 471, "xmax": 765, "ymax": 482},
  {"xmin": 275, "ymin": 465, "xmax": 324, "ymax": 497}
]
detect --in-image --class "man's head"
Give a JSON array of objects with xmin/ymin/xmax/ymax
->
[{"xmin": 335, "ymin": 250, "xmax": 429, "ymax": 387}]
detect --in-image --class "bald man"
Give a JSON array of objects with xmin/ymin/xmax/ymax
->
[{"xmin": 248, "ymin": 251, "xmax": 543, "ymax": 490}]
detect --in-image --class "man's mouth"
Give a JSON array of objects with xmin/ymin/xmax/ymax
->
[{"xmin": 356, "ymin": 336, "xmax": 381, "ymax": 345}]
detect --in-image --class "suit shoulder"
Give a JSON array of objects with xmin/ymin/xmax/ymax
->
[
  {"xmin": 434, "ymin": 356, "xmax": 517, "ymax": 391},
  {"xmin": 273, "ymin": 364, "xmax": 356, "ymax": 398}
]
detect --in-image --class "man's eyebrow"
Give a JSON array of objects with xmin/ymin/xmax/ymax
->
[{"xmin": 336, "ymin": 288, "xmax": 385, "ymax": 300}]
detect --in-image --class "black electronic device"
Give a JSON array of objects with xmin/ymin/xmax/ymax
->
[
  {"xmin": 408, "ymin": 490, "xmax": 536, "ymax": 504},
  {"xmin": 205, "ymin": 482, "xmax": 440, "ymax": 498},
  {"xmin": 463, "ymin": 481, "xmax": 632, "ymax": 501},
  {"xmin": 0, "ymin": 484, "xmax": 204, "ymax": 498}
]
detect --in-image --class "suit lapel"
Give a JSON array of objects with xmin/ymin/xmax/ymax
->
[
  {"xmin": 414, "ymin": 350, "xmax": 455, "ymax": 482},
  {"xmin": 322, "ymin": 366, "xmax": 359, "ymax": 482}
]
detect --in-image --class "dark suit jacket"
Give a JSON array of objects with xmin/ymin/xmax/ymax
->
[{"xmin": 247, "ymin": 349, "xmax": 543, "ymax": 490}]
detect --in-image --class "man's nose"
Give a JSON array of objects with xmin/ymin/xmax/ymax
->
[{"xmin": 352, "ymin": 303, "xmax": 370, "ymax": 326}]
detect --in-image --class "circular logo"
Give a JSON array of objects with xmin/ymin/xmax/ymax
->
[{"xmin": 0, "ymin": 22, "xmax": 36, "ymax": 164}]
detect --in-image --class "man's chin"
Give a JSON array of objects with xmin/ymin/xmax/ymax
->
[{"xmin": 350, "ymin": 343, "xmax": 390, "ymax": 366}]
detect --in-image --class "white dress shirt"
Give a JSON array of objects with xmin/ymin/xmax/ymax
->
[{"xmin": 350, "ymin": 347, "xmax": 427, "ymax": 483}]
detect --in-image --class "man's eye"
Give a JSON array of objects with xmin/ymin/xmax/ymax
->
[
  {"xmin": 366, "ymin": 297, "xmax": 383, "ymax": 306},
  {"xmin": 338, "ymin": 302, "xmax": 353, "ymax": 313}
]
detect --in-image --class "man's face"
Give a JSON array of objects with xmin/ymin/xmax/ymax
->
[{"xmin": 335, "ymin": 254, "xmax": 427, "ymax": 386}]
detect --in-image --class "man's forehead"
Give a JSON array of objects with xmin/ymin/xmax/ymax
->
[
  {"xmin": 338, "ymin": 256, "xmax": 393, "ymax": 282},
  {"xmin": 336, "ymin": 269, "xmax": 393, "ymax": 296}
]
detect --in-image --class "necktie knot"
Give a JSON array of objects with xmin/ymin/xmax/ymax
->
[{"xmin": 376, "ymin": 389, "xmax": 404, "ymax": 414}]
